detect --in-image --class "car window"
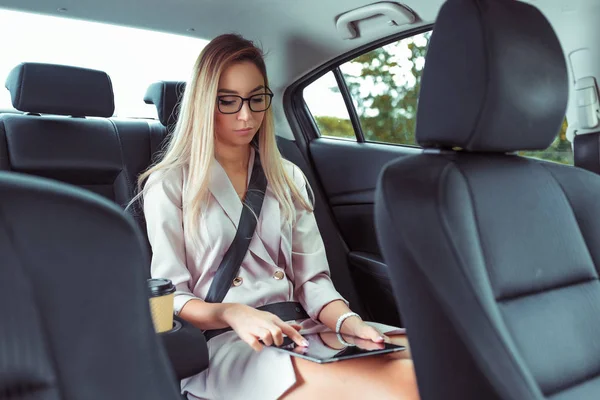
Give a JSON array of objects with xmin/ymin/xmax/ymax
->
[
  {"xmin": 0, "ymin": 9, "xmax": 208, "ymax": 119},
  {"xmin": 303, "ymin": 30, "xmax": 573, "ymax": 164},
  {"xmin": 303, "ymin": 71, "xmax": 355, "ymax": 140},
  {"xmin": 339, "ymin": 31, "xmax": 430, "ymax": 145},
  {"xmin": 519, "ymin": 119, "xmax": 572, "ymax": 165},
  {"xmin": 304, "ymin": 32, "xmax": 430, "ymax": 145}
]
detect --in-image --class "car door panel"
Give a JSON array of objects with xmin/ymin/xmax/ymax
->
[{"xmin": 308, "ymin": 137, "xmax": 420, "ymax": 326}]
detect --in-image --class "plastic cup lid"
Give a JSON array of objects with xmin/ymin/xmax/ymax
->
[{"xmin": 147, "ymin": 278, "xmax": 175, "ymax": 297}]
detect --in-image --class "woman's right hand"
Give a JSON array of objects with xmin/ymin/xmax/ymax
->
[{"xmin": 222, "ymin": 304, "xmax": 309, "ymax": 352}]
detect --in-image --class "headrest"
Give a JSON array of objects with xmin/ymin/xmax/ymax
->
[
  {"xmin": 416, "ymin": 0, "xmax": 568, "ymax": 152},
  {"xmin": 144, "ymin": 81, "xmax": 186, "ymax": 127},
  {"xmin": 574, "ymin": 132, "xmax": 600, "ymax": 175},
  {"xmin": 5, "ymin": 63, "xmax": 115, "ymax": 117}
]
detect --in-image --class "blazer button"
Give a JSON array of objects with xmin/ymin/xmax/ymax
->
[
  {"xmin": 232, "ymin": 277, "xmax": 243, "ymax": 287},
  {"xmin": 273, "ymin": 270, "xmax": 285, "ymax": 280}
]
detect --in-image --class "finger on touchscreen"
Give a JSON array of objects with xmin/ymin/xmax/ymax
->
[{"xmin": 280, "ymin": 322, "xmax": 309, "ymax": 347}]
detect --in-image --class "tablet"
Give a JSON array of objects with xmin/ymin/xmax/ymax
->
[{"xmin": 270, "ymin": 332, "xmax": 406, "ymax": 364}]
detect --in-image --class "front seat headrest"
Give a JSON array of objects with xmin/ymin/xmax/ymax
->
[
  {"xmin": 416, "ymin": 0, "xmax": 568, "ymax": 152},
  {"xmin": 144, "ymin": 81, "xmax": 186, "ymax": 128},
  {"xmin": 5, "ymin": 62, "xmax": 115, "ymax": 117}
]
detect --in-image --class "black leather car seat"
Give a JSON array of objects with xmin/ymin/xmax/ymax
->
[{"xmin": 375, "ymin": 0, "xmax": 599, "ymax": 399}]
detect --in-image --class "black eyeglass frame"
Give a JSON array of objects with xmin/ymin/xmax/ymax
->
[{"xmin": 216, "ymin": 90, "xmax": 274, "ymax": 114}]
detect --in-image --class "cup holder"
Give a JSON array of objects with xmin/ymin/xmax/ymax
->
[{"xmin": 159, "ymin": 319, "xmax": 182, "ymax": 335}]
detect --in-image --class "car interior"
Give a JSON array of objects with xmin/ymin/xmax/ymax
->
[{"xmin": 1, "ymin": 0, "xmax": 600, "ymax": 399}]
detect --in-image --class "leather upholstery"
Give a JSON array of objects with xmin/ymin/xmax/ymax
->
[
  {"xmin": 375, "ymin": 1, "xmax": 599, "ymax": 399},
  {"xmin": 0, "ymin": 67, "xmax": 163, "ymax": 219},
  {"xmin": 416, "ymin": 0, "xmax": 568, "ymax": 152},
  {"xmin": 5, "ymin": 63, "xmax": 115, "ymax": 117},
  {"xmin": 0, "ymin": 115, "xmax": 131, "ymax": 204},
  {"xmin": 144, "ymin": 81, "xmax": 186, "ymax": 129},
  {"xmin": 0, "ymin": 67, "xmax": 208, "ymax": 382},
  {"xmin": 143, "ymin": 81, "xmax": 186, "ymax": 163},
  {"xmin": 0, "ymin": 171, "xmax": 182, "ymax": 399}
]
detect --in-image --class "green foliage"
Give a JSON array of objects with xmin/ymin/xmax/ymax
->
[
  {"xmin": 518, "ymin": 119, "xmax": 572, "ymax": 164},
  {"xmin": 313, "ymin": 115, "xmax": 354, "ymax": 139},
  {"xmin": 314, "ymin": 31, "xmax": 572, "ymax": 164},
  {"xmin": 342, "ymin": 32, "xmax": 430, "ymax": 144}
]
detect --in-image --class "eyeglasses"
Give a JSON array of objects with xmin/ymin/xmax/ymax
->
[{"xmin": 216, "ymin": 91, "xmax": 273, "ymax": 114}]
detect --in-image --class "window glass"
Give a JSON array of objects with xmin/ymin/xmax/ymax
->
[
  {"xmin": 302, "ymin": 30, "xmax": 573, "ymax": 164},
  {"xmin": 339, "ymin": 31, "xmax": 430, "ymax": 145},
  {"xmin": 303, "ymin": 71, "xmax": 354, "ymax": 140},
  {"xmin": 519, "ymin": 119, "xmax": 572, "ymax": 165},
  {"xmin": 0, "ymin": 9, "xmax": 208, "ymax": 118}
]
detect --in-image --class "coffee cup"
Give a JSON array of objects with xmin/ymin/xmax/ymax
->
[{"xmin": 147, "ymin": 278, "xmax": 176, "ymax": 333}]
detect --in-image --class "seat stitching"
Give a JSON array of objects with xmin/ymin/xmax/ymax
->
[
  {"xmin": 161, "ymin": 82, "xmax": 167, "ymax": 126},
  {"xmin": 438, "ymin": 161, "xmax": 541, "ymax": 398},
  {"xmin": 105, "ymin": 71, "xmax": 115, "ymax": 117},
  {"xmin": 108, "ymin": 119, "xmax": 133, "ymax": 203},
  {"xmin": 146, "ymin": 120, "xmax": 154, "ymax": 166},
  {"xmin": 465, "ymin": 0, "xmax": 491, "ymax": 148},
  {"xmin": 539, "ymin": 162, "xmax": 600, "ymax": 278},
  {"xmin": 378, "ymin": 159, "xmax": 537, "ymax": 398},
  {"xmin": 547, "ymin": 366, "xmax": 600, "ymax": 397},
  {"xmin": 0, "ymin": 119, "xmax": 12, "ymax": 170},
  {"xmin": 0, "ymin": 200, "xmax": 63, "ymax": 397},
  {"xmin": 18, "ymin": 65, "xmax": 26, "ymax": 109},
  {"xmin": 497, "ymin": 276, "xmax": 598, "ymax": 303}
]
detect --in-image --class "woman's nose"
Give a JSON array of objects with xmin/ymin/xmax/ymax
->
[{"xmin": 237, "ymin": 101, "xmax": 251, "ymax": 121}]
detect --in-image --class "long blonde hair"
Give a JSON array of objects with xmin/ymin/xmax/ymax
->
[{"xmin": 135, "ymin": 33, "xmax": 312, "ymax": 243}]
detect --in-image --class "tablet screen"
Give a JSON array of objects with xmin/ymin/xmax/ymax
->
[{"xmin": 271, "ymin": 332, "xmax": 406, "ymax": 364}]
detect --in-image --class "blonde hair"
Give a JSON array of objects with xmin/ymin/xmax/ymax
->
[{"xmin": 135, "ymin": 33, "xmax": 312, "ymax": 243}]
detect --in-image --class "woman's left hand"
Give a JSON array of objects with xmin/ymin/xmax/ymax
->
[{"xmin": 341, "ymin": 316, "xmax": 388, "ymax": 344}]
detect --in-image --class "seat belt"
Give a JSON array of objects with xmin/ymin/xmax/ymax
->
[
  {"xmin": 202, "ymin": 152, "xmax": 308, "ymax": 340},
  {"xmin": 204, "ymin": 151, "xmax": 268, "ymax": 303}
]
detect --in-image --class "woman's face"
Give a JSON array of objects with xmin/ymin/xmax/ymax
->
[{"xmin": 214, "ymin": 61, "xmax": 269, "ymax": 148}]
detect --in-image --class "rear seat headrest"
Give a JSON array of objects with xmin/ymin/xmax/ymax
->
[
  {"xmin": 415, "ymin": 0, "xmax": 568, "ymax": 152},
  {"xmin": 144, "ymin": 81, "xmax": 186, "ymax": 127},
  {"xmin": 5, "ymin": 62, "xmax": 115, "ymax": 117}
]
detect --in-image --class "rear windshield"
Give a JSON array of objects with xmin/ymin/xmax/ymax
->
[{"xmin": 0, "ymin": 8, "xmax": 208, "ymax": 118}]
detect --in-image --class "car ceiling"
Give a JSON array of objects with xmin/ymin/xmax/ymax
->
[
  {"xmin": 0, "ymin": 0, "xmax": 597, "ymax": 137},
  {"xmin": 0, "ymin": 0, "xmax": 441, "ymax": 88}
]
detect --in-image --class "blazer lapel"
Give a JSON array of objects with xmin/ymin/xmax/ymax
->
[
  {"xmin": 279, "ymin": 214, "xmax": 292, "ymax": 273},
  {"xmin": 209, "ymin": 148, "xmax": 277, "ymax": 267},
  {"xmin": 209, "ymin": 158, "xmax": 242, "ymax": 229},
  {"xmin": 254, "ymin": 186, "xmax": 281, "ymax": 266}
]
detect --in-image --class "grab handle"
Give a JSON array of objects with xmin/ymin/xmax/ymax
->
[{"xmin": 336, "ymin": 2, "xmax": 416, "ymax": 39}]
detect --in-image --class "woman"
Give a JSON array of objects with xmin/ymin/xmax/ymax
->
[{"xmin": 139, "ymin": 33, "xmax": 419, "ymax": 400}]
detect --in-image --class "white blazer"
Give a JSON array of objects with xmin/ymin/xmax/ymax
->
[{"xmin": 143, "ymin": 147, "xmax": 347, "ymax": 320}]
